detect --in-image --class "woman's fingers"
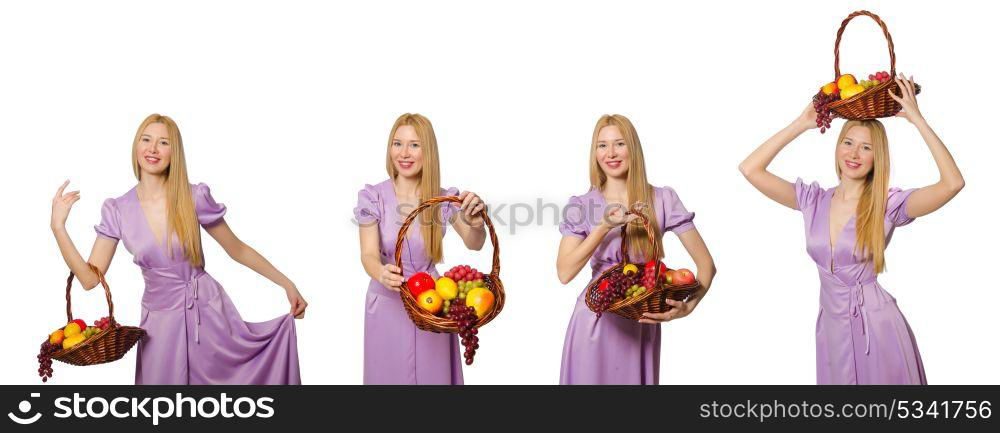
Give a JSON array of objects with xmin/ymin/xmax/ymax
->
[
  {"xmin": 385, "ymin": 264, "xmax": 402, "ymax": 274},
  {"xmin": 55, "ymin": 180, "xmax": 69, "ymax": 199}
]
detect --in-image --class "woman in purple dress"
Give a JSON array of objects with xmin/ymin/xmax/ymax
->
[
  {"xmin": 557, "ymin": 114, "xmax": 717, "ymax": 385},
  {"xmin": 739, "ymin": 76, "xmax": 964, "ymax": 384},
  {"xmin": 356, "ymin": 113, "xmax": 488, "ymax": 385},
  {"xmin": 49, "ymin": 114, "xmax": 306, "ymax": 385}
]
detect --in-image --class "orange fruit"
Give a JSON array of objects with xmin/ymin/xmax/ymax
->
[
  {"xmin": 836, "ymin": 74, "xmax": 856, "ymax": 90},
  {"xmin": 466, "ymin": 288, "xmax": 495, "ymax": 318},
  {"xmin": 63, "ymin": 322, "xmax": 82, "ymax": 338},
  {"xmin": 417, "ymin": 290, "xmax": 444, "ymax": 314},
  {"xmin": 49, "ymin": 329, "xmax": 65, "ymax": 345},
  {"xmin": 821, "ymin": 82, "xmax": 839, "ymax": 96}
]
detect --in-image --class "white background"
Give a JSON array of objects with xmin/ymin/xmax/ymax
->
[{"xmin": 1, "ymin": 0, "xmax": 997, "ymax": 385}]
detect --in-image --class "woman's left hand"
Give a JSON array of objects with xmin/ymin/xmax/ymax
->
[
  {"xmin": 890, "ymin": 73, "xmax": 924, "ymax": 125},
  {"xmin": 457, "ymin": 190, "xmax": 485, "ymax": 227},
  {"xmin": 638, "ymin": 298, "xmax": 697, "ymax": 324},
  {"xmin": 286, "ymin": 287, "xmax": 308, "ymax": 319}
]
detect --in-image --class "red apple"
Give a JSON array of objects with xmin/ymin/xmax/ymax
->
[
  {"xmin": 598, "ymin": 280, "xmax": 610, "ymax": 292},
  {"xmin": 406, "ymin": 272, "xmax": 436, "ymax": 297},
  {"xmin": 673, "ymin": 268, "xmax": 695, "ymax": 285}
]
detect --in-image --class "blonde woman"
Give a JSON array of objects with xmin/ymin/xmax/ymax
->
[
  {"xmin": 50, "ymin": 114, "xmax": 305, "ymax": 384},
  {"xmin": 355, "ymin": 113, "xmax": 487, "ymax": 385},
  {"xmin": 557, "ymin": 114, "xmax": 716, "ymax": 384},
  {"xmin": 739, "ymin": 76, "xmax": 964, "ymax": 384}
]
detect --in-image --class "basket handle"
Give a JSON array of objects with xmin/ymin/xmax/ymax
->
[
  {"xmin": 834, "ymin": 10, "xmax": 895, "ymax": 80},
  {"xmin": 65, "ymin": 263, "xmax": 116, "ymax": 327},
  {"xmin": 617, "ymin": 202, "xmax": 662, "ymax": 282},
  {"xmin": 393, "ymin": 196, "xmax": 501, "ymax": 279}
]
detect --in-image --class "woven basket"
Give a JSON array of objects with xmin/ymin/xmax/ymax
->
[
  {"xmin": 50, "ymin": 263, "xmax": 145, "ymax": 366},
  {"xmin": 585, "ymin": 203, "xmax": 701, "ymax": 321},
  {"xmin": 394, "ymin": 196, "xmax": 505, "ymax": 333},
  {"xmin": 815, "ymin": 10, "xmax": 920, "ymax": 120}
]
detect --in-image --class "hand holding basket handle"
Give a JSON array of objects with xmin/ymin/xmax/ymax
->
[
  {"xmin": 393, "ymin": 195, "xmax": 505, "ymax": 333},
  {"xmin": 825, "ymin": 10, "xmax": 921, "ymax": 120}
]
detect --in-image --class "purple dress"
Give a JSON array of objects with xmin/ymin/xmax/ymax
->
[
  {"xmin": 95, "ymin": 183, "xmax": 301, "ymax": 385},
  {"xmin": 795, "ymin": 179, "xmax": 927, "ymax": 384},
  {"xmin": 354, "ymin": 179, "xmax": 464, "ymax": 385},
  {"xmin": 558, "ymin": 186, "xmax": 696, "ymax": 384}
]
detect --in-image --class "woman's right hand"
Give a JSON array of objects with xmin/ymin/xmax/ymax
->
[
  {"xmin": 51, "ymin": 180, "xmax": 80, "ymax": 230},
  {"xmin": 379, "ymin": 263, "xmax": 404, "ymax": 291},
  {"xmin": 601, "ymin": 205, "xmax": 637, "ymax": 230},
  {"xmin": 795, "ymin": 102, "xmax": 819, "ymax": 130}
]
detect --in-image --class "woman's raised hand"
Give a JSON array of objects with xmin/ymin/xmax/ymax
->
[
  {"xmin": 602, "ymin": 205, "xmax": 637, "ymax": 230},
  {"xmin": 795, "ymin": 102, "xmax": 819, "ymax": 130},
  {"xmin": 890, "ymin": 73, "xmax": 924, "ymax": 125},
  {"xmin": 457, "ymin": 190, "xmax": 485, "ymax": 227},
  {"xmin": 379, "ymin": 263, "xmax": 404, "ymax": 291},
  {"xmin": 51, "ymin": 180, "xmax": 80, "ymax": 230}
]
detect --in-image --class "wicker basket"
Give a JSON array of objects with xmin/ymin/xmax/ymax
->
[
  {"xmin": 585, "ymin": 203, "xmax": 701, "ymax": 321},
  {"xmin": 394, "ymin": 196, "xmax": 505, "ymax": 333},
  {"xmin": 815, "ymin": 10, "xmax": 920, "ymax": 120},
  {"xmin": 50, "ymin": 263, "xmax": 145, "ymax": 366}
]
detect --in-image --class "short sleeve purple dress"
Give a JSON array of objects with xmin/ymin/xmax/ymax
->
[
  {"xmin": 558, "ymin": 186, "xmax": 695, "ymax": 384},
  {"xmin": 794, "ymin": 178, "xmax": 927, "ymax": 384},
  {"xmin": 355, "ymin": 179, "xmax": 464, "ymax": 385},
  {"xmin": 95, "ymin": 183, "xmax": 301, "ymax": 384}
]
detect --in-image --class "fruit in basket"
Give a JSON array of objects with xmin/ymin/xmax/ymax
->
[
  {"xmin": 447, "ymin": 301, "xmax": 480, "ymax": 365},
  {"xmin": 674, "ymin": 268, "xmax": 696, "ymax": 285},
  {"xmin": 622, "ymin": 264, "xmax": 638, "ymax": 276},
  {"xmin": 417, "ymin": 290, "xmax": 444, "ymax": 314},
  {"xmin": 645, "ymin": 261, "xmax": 667, "ymax": 278},
  {"xmin": 598, "ymin": 280, "xmax": 610, "ymax": 292},
  {"xmin": 49, "ymin": 329, "xmax": 65, "ymax": 345},
  {"xmin": 435, "ymin": 277, "xmax": 458, "ymax": 300},
  {"xmin": 407, "ymin": 272, "xmax": 436, "ymax": 297},
  {"xmin": 839, "ymin": 83, "xmax": 866, "ymax": 100},
  {"xmin": 836, "ymin": 74, "xmax": 856, "ymax": 90},
  {"xmin": 445, "ymin": 265, "xmax": 483, "ymax": 283},
  {"xmin": 63, "ymin": 322, "xmax": 82, "ymax": 338},
  {"xmin": 62, "ymin": 333, "xmax": 85, "ymax": 350},
  {"xmin": 38, "ymin": 341, "xmax": 59, "ymax": 382},
  {"xmin": 821, "ymin": 82, "xmax": 839, "ymax": 96},
  {"xmin": 71, "ymin": 319, "xmax": 87, "ymax": 330},
  {"xmin": 466, "ymin": 288, "xmax": 495, "ymax": 318},
  {"xmin": 94, "ymin": 316, "xmax": 112, "ymax": 331}
]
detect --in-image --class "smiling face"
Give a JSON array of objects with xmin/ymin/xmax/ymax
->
[
  {"xmin": 836, "ymin": 125, "xmax": 876, "ymax": 180},
  {"xmin": 135, "ymin": 122, "xmax": 172, "ymax": 176},
  {"xmin": 390, "ymin": 124, "xmax": 424, "ymax": 178},
  {"xmin": 595, "ymin": 125, "xmax": 630, "ymax": 179}
]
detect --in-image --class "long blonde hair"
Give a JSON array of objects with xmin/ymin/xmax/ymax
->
[
  {"xmin": 131, "ymin": 114, "xmax": 203, "ymax": 267},
  {"xmin": 385, "ymin": 113, "xmax": 445, "ymax": 263},
  {"xmin": 836, "ymin": 120, "xmax": 890, "ymax": 273},
  {"xmin": 589, "ymin": 114, "xmax": 663, "ymax": 262}
]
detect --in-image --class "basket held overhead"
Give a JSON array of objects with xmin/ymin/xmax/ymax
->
[
  {"xmin": 393, "ymin": 195, "xmax": 505, "ymax": 333},
  {"xmin": 821, "ymin": 10, "xmax": 921, "ymax": 120}
]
